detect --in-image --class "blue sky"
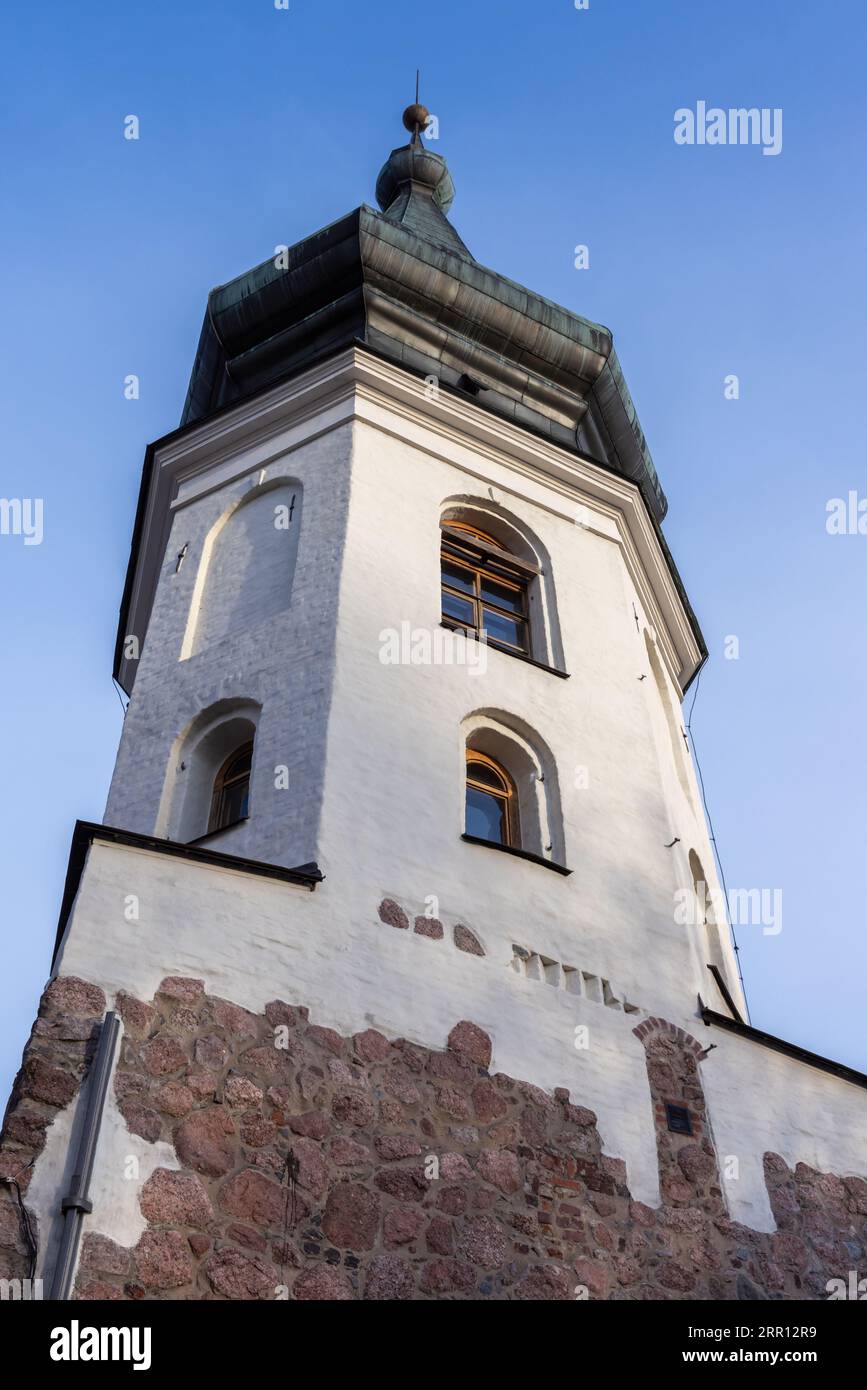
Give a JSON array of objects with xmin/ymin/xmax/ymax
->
[{"xmin": 1, "ymin": 0, "xmax": 865, "ymax": 1106}]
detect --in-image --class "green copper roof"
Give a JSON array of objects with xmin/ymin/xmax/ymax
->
[{"xmin": 181, "ymin": 130, "xmax": 668, "ymax": 522}]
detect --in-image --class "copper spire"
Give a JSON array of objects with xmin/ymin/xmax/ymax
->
[{"xmin": 402, "ymin": 69, "xmax": 429, "ymax": 140}]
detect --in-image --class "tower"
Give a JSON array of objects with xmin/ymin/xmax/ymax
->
[{"xmin": 2, "ymin": 109, "xmax": 865, "ymax": 1304}]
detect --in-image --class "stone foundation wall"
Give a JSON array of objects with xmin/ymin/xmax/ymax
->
[
  {"xmin": 1, "ymin": 976, "xmax": 865, "ymax": 1300},
  {"xmin": 0, "ymin": 977, "xmax": 107, "ymax": 1285}
]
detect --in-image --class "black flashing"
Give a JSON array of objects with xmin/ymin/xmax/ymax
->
[
  {"xmin": 461, "ymin": 833, "xmax": 572, "ymax": 876},
  {"xmin": 707, "ymin": 963, "xmax": 744, "ymax": 1024},
  {"xmin": 113, "ymin": 440, "xmax": 157, "ymax": 689},
  {"xmin": 698, "ymin": 997, "xmax": 867, "ymax": 1092},
  {"xmin": 439, "ymin": 622, "xmax": 570, "ymax": 679},
  {"xmin": 53, "ymin": 820, "xmax": 323, "ymax": 969}
]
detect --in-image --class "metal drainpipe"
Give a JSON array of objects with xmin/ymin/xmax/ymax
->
[{"xmin": 48, "ymin": 1010, "xmax": 121, "ymax": 1301}]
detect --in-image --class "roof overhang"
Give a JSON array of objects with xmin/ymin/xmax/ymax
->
[
  {"xmin": 699, "ymin": 997, "xmax": 867, "ymax": 1093},
  {"xmin": 180, "ymin": 202, "xmax": 667, "ymax": 523},
  {"xmin": 53, "ymin": 821, "xmax": 323, "ymax": 970}
]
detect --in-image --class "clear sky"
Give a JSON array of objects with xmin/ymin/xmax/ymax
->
[{"xmin": 1, "ymin": 0, "xmax": 865, "ymax": 1107}]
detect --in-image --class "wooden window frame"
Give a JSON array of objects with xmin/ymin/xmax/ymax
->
[
  {"xmin": 441, "ymin": 523, "xmax": 533, "ymax": 657},
  {"xmin": 465, "ymin": 749, "xmax": 520, "ymax": 848},
  {"xmin": 208, "ymin": 740, "xmax": 253, "ymax": 834}
]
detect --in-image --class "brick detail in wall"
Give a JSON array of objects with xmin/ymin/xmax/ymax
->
[
  {"xmin": 379, "ymin": 898, "xmax": 484, "ymax": 956},
  {"xmin": 2, "ymin": 981, "xmax": 867, "ymax": 1299},
  {"xmin": 633, "ymin": 1018, "xmax": 724, "ymax": 1223},
  {"xmin": 377, "ymin": 899, "xmax": 637, "ymax": 1007},
  {"xmin": 511, "ymin": 944, "xmax": 641, "ymax": 1014}
]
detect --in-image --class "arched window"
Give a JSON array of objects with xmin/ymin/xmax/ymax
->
[
  {"xmin": 465, "ymin": 750, "xmax": 520, "ymax": 848},
  {"xmin": 441, "ymin": 521, "xmax": 533, "ymax": 656},
  {"xmin": 461, "ymin": 711, "xmax": 568, "ymax": 868},
  {"xmin": 156, "ymin": 699, "xmax": 261, "ymax": 843},
  {"xmin": 208, "ymin": 741, "xmax": 253, "ymax": 834}
]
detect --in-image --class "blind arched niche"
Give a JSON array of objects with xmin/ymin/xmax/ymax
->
[{"xmin": 182, "ymin": 480, "xmax": 301, "ymax": 659}]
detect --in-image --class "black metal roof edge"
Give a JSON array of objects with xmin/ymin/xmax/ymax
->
[
  {"xmin": 113, "ymin": 437, "xmax": 157, "ymax": 689},
  {"xmin": 203, "ymin": 201, "xmax": 610, "ymax": 369},
  {"xmin": 193, "ymin": 197, "xmax": 664, "ymax": 521},
  {"xmin": 698, "ymin": 997, "xmax": 867, "ymax": 1092},
  {"xmin": 112, "ymin": 341, "xmax": 707, "ymax": 692},
  {"xmin": 461, "ymin": 833, "xmax": 572, "ymax": 876},
  {"xmin": 706, "ymin": 963, "xmax": 744, "ymax": 1024},
  {"xmin": 53, "ymin": 819, "xmax": 323, "ymax": 970},
  {"xmin": 649, "ymin": 512, "xmax": 709, "ymax": 688},
  {"xmin": 681, "ymin": 648, "xmax": 709, "ymax": 696},
  {"xmin": 438, "ymin": 620, "xmax": 569, "ymax": 679},
  {"xmin": 209, "ymin": 205, "xmax": 364, "ymax": 315}
]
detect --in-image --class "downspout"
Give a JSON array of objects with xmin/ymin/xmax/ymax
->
[{"xmin": 48, "ymin": 1010, "xmax": 120, "ymax": 1301}]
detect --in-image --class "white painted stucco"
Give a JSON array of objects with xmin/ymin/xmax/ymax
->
[
  {"xmin": 105, "ymin": 350, "xmax": 744, "ymax": 1026},
  {"xmin": 702, "ymin": 1029, "xmax": 867, "ymax": 1232},
  {"xmin": 27, "ymin": 1038, "xmax": 179, "ymax": 1283},
  {"xmin": 23, "ymin": 349, "xmax": 866, "ymax": 1262}
]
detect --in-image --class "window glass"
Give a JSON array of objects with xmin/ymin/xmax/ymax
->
[
  {"xmin": 466, "ymin": 751, "xmax": 518, "ymax": 847},
  {"xmin": 209, "ymin": 740, "xmax": 253, "ymax": 833},
  {"xmin": 466, "ymin": 785, "xmax": 506, "ymax": 844},
  {"xmin": 442, "ymin": 590, "xmax": 475, "ymax": 626},
  {"xmin": 442, "ymin": 559, "xmax": 476, "ymax": 596},
  {"xmin": 224, "ymin": 748, "xmax": 252, "ymax": 779},
  {"xmin": 479, "ymin": 574, "xmax": 524, "ymax": 614},
  {"xmin": 440, "ymin": 523, "xmax": 530, "ymax": 656},
  {"xmin": 467, "ymin": 759, "xmax": 507, "ymax": 792},
  {"xmin": 482, "ymin": 608, "xmax": 524, "ymax": 648},
  {"xmin": 221, "ymin": 779, "xmax": 249, "ymax": 826}
]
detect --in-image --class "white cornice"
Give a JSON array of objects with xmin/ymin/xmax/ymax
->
[{"xmin": 119, "ymin": 348, "xmax": 703, "ymax": 695}]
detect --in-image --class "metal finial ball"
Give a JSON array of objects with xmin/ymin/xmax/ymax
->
[{"xmin": 402, "ymin": 103, "xmax": 430, "ymax": 133}]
